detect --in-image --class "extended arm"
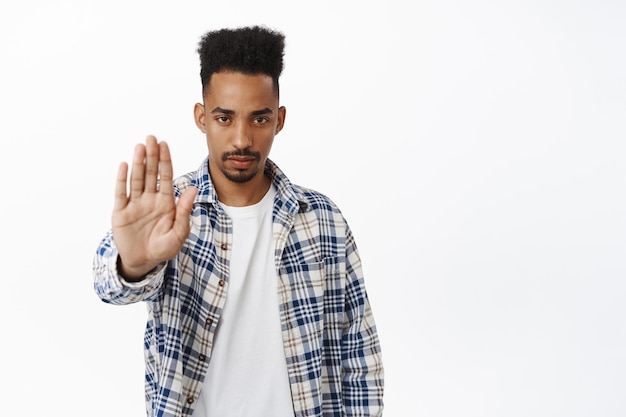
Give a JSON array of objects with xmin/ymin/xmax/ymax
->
[{"xmin": 93, "ymin": 136, "xmax": 196, "ymax": 304}]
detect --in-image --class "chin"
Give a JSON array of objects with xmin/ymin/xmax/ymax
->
[{"xmin": 223, "ymin": 169, "xmax": 258, "ymax": 184}]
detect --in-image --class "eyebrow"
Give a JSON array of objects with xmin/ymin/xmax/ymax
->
[{"xmin": 210, "ymin": 107, "xmax": 273, "ymax": 116}]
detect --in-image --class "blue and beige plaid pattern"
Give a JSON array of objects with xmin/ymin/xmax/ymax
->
[{"xmin": 93, "ymin": 158, "xmax": 384, "ymax": 416}]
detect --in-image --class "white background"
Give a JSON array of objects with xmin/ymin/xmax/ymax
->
[{"xmin": 1, "ymin": 1, "xmax": 625, "ymax": 416}]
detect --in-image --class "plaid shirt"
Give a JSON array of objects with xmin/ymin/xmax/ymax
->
[{"xmin": 93, "ymin": 158, "xmax": 384, "ymax": 417}]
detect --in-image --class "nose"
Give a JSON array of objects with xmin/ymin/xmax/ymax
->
[{"xmin": 232, "ymin": 122, "xmax": 252, "ymax": 149}]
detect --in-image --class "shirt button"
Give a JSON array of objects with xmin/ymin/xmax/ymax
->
[
  {"xmin": 205, "ymin": 318, "xmax": 212, "ymax": 327},
  {"xmin": 199, "ymin": 354, "xmax": 206, "ymax": 361},
  {"xmin": 218, "ymin": 279, "xmax": 225, "ymax": 286},
  {"xmin": 220, "ymin": 243, "xmax": 228, "ymax": 250},
  {"xmin": 187, "ymin": 397, "xmax": 194, "ymax": 404}
]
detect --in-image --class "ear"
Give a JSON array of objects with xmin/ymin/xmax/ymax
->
[
  {"xmin": 275, "ymin": 106, "xmax": 287, "ymax": 135},
  {"xmin": 194, "ymin": 102, "xmax": 206, "ymax": 133}
]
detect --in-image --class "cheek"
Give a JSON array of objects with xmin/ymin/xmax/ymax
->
[
  {"xmin": 205, "ymin": 127, "xmax": 224, "ymax": 149},
  {"xmin": 205, "ymin": 136, "xmax": 220, "ymax": 158},
  {"xmin": 259, "ymin": 135, "xmax": 275, "ymax": 152}
]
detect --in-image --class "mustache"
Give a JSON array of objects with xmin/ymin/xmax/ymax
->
[{"xmin": 221, "ymin": 149, "xmax": 261, "ymax": 161}]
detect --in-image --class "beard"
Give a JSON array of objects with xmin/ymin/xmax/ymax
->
[
  {"xmin": 222, "ymin": 169, "xmax": 258, "ymax": 183},
  {"xmin": 220, "ymin": 149, "xmax": 262, "ymax": 183}
]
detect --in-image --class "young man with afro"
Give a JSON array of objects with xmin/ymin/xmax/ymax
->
[{"xmin": 93, "ymin": 25, "xmax": 384, "ymax": 417}]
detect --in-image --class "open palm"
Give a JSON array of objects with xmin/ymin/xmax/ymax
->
[{"xmin": 112, "ymin": 136, "xmax": 197, "ymax": 280}]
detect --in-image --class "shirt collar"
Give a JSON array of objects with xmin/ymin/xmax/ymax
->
[{"xmin": 178, "ymin": 157, "xmax": 309, "ymax": 214}]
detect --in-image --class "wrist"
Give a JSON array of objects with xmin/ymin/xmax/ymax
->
[{"xmin": 116, "ymin": 256, "xmax": 153, "ymax": 282}]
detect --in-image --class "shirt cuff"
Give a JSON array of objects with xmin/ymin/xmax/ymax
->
[{"xmin": 117, "ymin": 259, "xmax": 167, "ymax": 289}]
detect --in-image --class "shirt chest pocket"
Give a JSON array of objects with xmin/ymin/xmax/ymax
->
[
  {"xmin": 278, "ymin": 257, "xmax": 341, "ymax": 327},
  {"xmin": 277, "ymin": 257, "xmax": 343, "ymax": 376}
]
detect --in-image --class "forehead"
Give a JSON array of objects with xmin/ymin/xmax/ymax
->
[{"xmin": 205, "ymin": 71, "xmax": 277, "ymax": 107}]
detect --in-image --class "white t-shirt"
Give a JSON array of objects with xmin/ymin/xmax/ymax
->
[{"xmin": 193, "ymin": 185, "xmax": 294, "ymax": 417}]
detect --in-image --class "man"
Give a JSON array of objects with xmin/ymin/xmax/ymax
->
[{"xmin": 93, "ymin": 25, "xmax": 384, "ymax": 417}]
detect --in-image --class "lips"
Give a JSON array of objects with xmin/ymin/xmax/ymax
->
[
  {"xmin": 221, "ymin": 150, "xmax": 261, "ymax": 170},
  {"xmin": 227, "ymin": 156, "xmax": 255, "ymax": 169}
]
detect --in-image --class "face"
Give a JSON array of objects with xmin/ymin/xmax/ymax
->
[{"xmin": 194, "ymin": 71, "xmax": 286, "ymax": 187}]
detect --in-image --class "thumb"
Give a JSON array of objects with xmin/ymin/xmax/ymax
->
[{"xmin": 173, "ymin": 186, "xmax": 198, "ymax": 233}]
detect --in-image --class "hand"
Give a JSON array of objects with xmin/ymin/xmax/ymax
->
[{"xmin": 112, "ymin": 135, "xmax": 197, "ymax": 280}]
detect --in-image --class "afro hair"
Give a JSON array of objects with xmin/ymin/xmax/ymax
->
[{"xmin": 197, "ymin": 25, "xmax": 285, "ymax": 95}]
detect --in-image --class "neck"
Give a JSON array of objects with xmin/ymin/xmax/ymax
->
[{"xmin": 212, "ymin": 170, "xmax": 272, "ymax": 207}]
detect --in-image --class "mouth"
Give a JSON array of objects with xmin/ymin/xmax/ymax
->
[
  {"xmin": 222, "ymin": 150, "xmax": 261, "ymax": 170},
  {"xmin": 226, "ymin": 155, "xmax": 256, "ymax": 170}
]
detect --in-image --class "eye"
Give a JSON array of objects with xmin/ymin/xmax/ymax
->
[
  {"xmin": 216, "ymin": 115, "xmax": 230, "ymax": 124},
  {"xmin": 253, "ymin": 116, "xmax": 270, "ymax": 125}
]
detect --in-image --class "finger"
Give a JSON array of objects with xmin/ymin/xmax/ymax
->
[
  {"xmin": 129, "ymin": 143, "xmax": 146, "ymax": 199},
  {"xmin": 113, "ymin": 162, "xmax": 129, "ymax": 211},
  {"xmin": 157, "ymin": 141, "xmax": 174, "ymax": 195},
  {"xmin": 144, "ymin": 135, "xmax": 159, "ymax": 193},
  {"xmin": 173, "ymin": 186, "xmax": 198, "ymax": 237}
]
